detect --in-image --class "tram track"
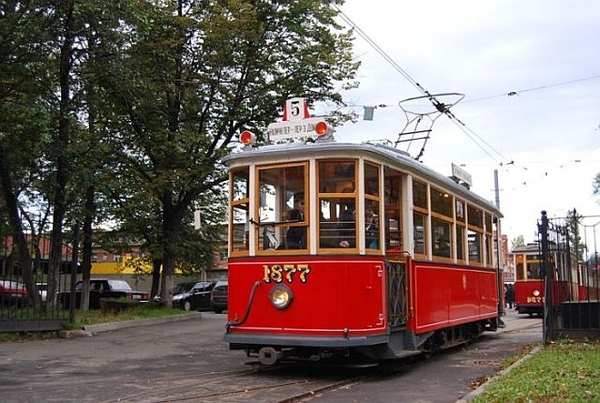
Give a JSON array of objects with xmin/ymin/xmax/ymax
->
[{"xmin": 93, "ymin": 364, "xmax": 365, "ymax": 403}]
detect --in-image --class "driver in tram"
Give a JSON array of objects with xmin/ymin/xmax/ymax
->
[{"xmin": 285, "ymin": 192, "xmax": 306, "ymax": 249}]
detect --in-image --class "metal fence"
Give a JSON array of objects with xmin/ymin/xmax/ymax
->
[
  {"xmin": 539, "ymin": 211, "xmax": 600, "ymax": 342},
  {"xmin": 0, "ymin": 229, "xmax": 72, "ymax": 332}
]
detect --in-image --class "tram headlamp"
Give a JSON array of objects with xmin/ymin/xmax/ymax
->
[
  {"xmin": 269, "ymin": 284, "xmax": 293, "ymax": 309},
  {"xmin": 533, "ymin": 290, "xmax": 540, "ymax": 297},
  {"xmin": 240, "ymin": 130, "xmax": 256, "ymax": 146},
  {"xmin": 315, "ymin": 121, "xmax": 332, "ymax": 136}
]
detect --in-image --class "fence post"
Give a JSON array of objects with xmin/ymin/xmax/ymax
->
[{"xmin": 540, "ymin": 211, "xmax": 553, "ymax": 343}]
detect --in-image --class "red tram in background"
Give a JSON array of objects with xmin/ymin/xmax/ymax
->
[
  {"xmin": 222, "ymin": 102, "xmax": 504, "ymax": 365},
  {"xmin": 513, "ymin": 243, "xmax": 598, "ymax": 317}
]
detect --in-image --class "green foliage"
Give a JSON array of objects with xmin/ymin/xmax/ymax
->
[
  {"xmin": 474, "ymin": 341, "xmax": 600, "ymax": 403},
  {"xmin": 1, "ymin": 0, "xmax": 360, "ymax": 306}
]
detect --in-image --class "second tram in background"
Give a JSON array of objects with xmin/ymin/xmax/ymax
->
[
  {"xmin": 512, "ymin": 242, "xmax": 597, "ymax": 317},
  {"xmin": 222, "ymin": 101, "xmax": 504, "ymax": 366}
]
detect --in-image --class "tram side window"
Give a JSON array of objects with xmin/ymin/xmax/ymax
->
[
  {"xmin": 467, "ymin": 205, "xmax": 483, "ymax": 264},
  {"xmin": 318, "ymin": 160, "xmax": 357, "ymax": 249},
  {"xmin": 384, "ymin": 173, "xmax": 402, "ymax": 251},
  {"xmin": 467, "ymin": 230, "xmax": 482, "ymax": 263},
  {"xmin": 318, "ymin": 196, "xmax": 356, "ymax": 248},
  {"xmin": 413, "ymin": 180, "xmax": 428, "ymax": 256},
  {"xmin": 456, "ymin": 225, "xmax": 465, "ymax": 260},
  {"xmin": 432, "ymin": 218, "xmax": 451, "ymax": 258},
  {"xmin": 365, "ymin": 198, "xmax": 380, "ymax": 249},
  {"xmin": 230, "ymin": 169, "xmax": 250, "ymax": 254},
  {"xmin": 516, "ymin": 262, "xmax": 525, "ymax": 280},
  {"xmin": 413, "ymin": 212, "xmax": 426, "ymax": 255},
  {"xmin": 526, "ymin": 263, "xmax": 543, "ymax": 279}
]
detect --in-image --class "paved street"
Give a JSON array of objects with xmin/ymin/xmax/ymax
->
[{"xmin": 0, "ymin": 309, "xmax": 541, "ymax": 402}]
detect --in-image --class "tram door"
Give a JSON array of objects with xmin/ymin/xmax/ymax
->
[{"xmin": 384, "ymin": 169, "xmax": 408, "ymax": 330}]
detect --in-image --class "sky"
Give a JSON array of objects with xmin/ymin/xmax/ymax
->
[{"xmin": 323, "ymin": 0, "xmax": 600, "ymax": 246}]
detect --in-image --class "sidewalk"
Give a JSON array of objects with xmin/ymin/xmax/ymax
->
[{"xmin": 456, "ymin": 308, "xmax": 543, "ymax": 403}]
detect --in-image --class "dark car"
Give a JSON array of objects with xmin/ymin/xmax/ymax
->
[
  {"xmin": 59, "ymin": 278, "xmax": 149, "ymax": 309},
  {"xmin": 210, "ymin": 280, "xmax": 228, "ymax": 313},
  {"xmin": 172, "ymin": 281, "xmax": 214, "ymax": 311}
]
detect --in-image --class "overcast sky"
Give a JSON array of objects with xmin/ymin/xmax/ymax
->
[{"xmin": 327, "ymin": 0, "xmax": 600, "ymax": 245}]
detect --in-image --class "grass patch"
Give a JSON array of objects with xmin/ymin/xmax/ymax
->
[
  {"xmin": 473, "ymin": 340, "xmax": 600, "ymax": 403},
  {"xmin": 74, "ymin": 305, "xmax": 186, "ymax": 327}
]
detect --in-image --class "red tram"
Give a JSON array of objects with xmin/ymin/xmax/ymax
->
[
  {"xmin": 513, "ymin": 243, "xmax": 597, "ymax": 317},
  {"xmin": 222, "ymin": 110, "xmax": 503, "ymax": 365}
]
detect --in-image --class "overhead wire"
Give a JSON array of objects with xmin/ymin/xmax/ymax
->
[
  {"xmin": 463, "ymin": 75, "xmax": 600, "ymax": 103},
  {"xmin": 333, "ymin": 5, "xmax": 522, "ymax": 167}
]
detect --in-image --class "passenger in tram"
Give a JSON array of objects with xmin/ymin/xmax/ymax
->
[
  {"xmin": 338, "ymin": 202, "xmax": 356, "ymax": 248},
  {"xmin": 365, "ymin": 210, "xmax": 379, "ymax": 249},
  {"xmin": 285, "ymin": 192, "xmax": 306, "ymax": 249},
  {"xmin": 336, "ymin": 208, "xmax": 379, "ymax": 249}
]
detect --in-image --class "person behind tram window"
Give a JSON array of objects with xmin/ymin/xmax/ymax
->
[
  {"xmin": 338, "ymin": 202, "xmax": 356, "ymax": 248},
  {"xmin": 285, "ymin": 192, "xmax": 306, "ymax": 248},
  {"xmin": 341, "ymin": 209, "xmax": 379, "ymax": 249},
  {"xmin": 365, "ymin": 209, "xmax": 379, "ymax": 249}
]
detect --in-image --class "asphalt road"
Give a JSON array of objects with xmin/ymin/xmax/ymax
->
[{"xmin": 0, "ymin": 309, "xmax": 541, "ymax": 403}]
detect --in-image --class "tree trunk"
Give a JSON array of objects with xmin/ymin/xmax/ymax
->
[{"xmin": 80, "ymin": 184, "xmax": 95, "ymax": 311}]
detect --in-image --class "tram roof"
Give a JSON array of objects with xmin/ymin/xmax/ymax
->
[{"xmin": 223, "ymin": 140, "xmax": 502, "ymax": 217}]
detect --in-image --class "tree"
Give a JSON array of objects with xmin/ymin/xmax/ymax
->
[
  {"xmin": 593, "ymin": 172, "xmax": 600, "ymax": 199},
  {"xmin": 0, "ymin": 1, "xmax": 57, "ymax": 308},
  {"xmin": 93, "ymin": 0, "xmax": 359, "ymax": 306},
  {"xmin": 511, "ymin": 235, "xmax": 525, "ymax": 251},
  {"xmin": 565, "ymin": 209, "xmax": 586, "ymax": 261}
]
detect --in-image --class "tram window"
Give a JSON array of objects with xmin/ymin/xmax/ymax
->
[
  {"xmin": 231, "ymin": 206, "xmax": 249, "ymax": 252},
  {"xmin": 527, "ymin": 263, "xmax": 542, "ymax": 279},
  {"xmin": 456, "ymin": 200, "xmax": 465, "ymax": 222},
  {"xmin": 431, "ymin": 187, "xmax": 452, "ymax": 218},
  {"xmin": 232, "ymin": 170, "xmax": 249, "ymax": 201},
  {"xmin": 384, "ymin": 174, "xmax": 402, "ymax": 251},
  {"xmin": 365, "ymin": 199, "xmax": 380, "ymax": 249},
  {"xmin": 318, "ymin": 160, "xmax": 356, "ymax": 193},
  {"xmin": 516, "ymin": 262, "xmax": 525, "ymax": 280},
  {"xmin": 485, "ymin": 233, "xmax": 493, "ymax": 265},
  {"xmin": 485, "ymin": 213, "xmax": 492, "ymax": 232},
  {"xmin": 413, "ymin": 180, "xmax": 427, "ymax": 209},
  {"xmin": 364, "ymin": 163, "xmax": 379, "ymax": 196},
  {"xmin": 413, "ymin": 213, "xmax": 426, "ymax": 255},
  {"xmin": 467, "ymin": 205, "xmax": 483, "ymax": 228},
  {"xmin": 318, "ymin": 197, "xmax": 356, "ymax": 248},
  {"xmin": 456, "ymin": 225, "xmax": 465, "ymax": 260},
  {"xmin": 432, "ymin": 218, "xmax": 451, "ymax": 258},
  {"xmin": 256, "ymin": 164, "xmax": 307, "ymax": 251},
  {"xmin": 467, "ymin": 230, "xmax": 482, "ymax": 263}
]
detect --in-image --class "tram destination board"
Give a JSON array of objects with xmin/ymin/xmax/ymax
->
[{"xmin": 267, "ymin": 117, "xmax": 324, "ymax": 140}]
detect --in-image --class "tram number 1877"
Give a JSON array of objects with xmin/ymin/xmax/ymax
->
[{"xmin": 263, "ymin": 264, "xmax": 311, "ymax": 284}]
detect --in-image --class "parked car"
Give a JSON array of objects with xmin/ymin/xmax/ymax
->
[
  {"xmin": 58, "ymin": 278, "xmax": 150, "ymax": 309},
  {"xmin": 0, "ymin": 280, "xmax": 28, "ymax": 307},
  {"xmin": 171, "ymin": 281, "xmax": 214, "ymax": 311},
  {"xmin": 210, "ymin": 280, "xmax": 228, "ymax": 313}
]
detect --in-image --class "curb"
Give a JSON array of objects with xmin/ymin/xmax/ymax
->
[
  {"xmin": 60, "ymin": 312, "xmax": 203, "ymax": 338},
  {"xmin": 455, "ymin": 345, "xmax": 542, "ymax": 402}
]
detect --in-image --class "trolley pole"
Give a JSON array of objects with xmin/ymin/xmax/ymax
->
[{"xmin": 494, "ymin": 169, "xmax": 505, "ymax": 320}]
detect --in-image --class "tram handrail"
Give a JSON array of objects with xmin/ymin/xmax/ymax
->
[{"xmin": 226, "ymin": 280, "xmax": 261, "ymax": 332}]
